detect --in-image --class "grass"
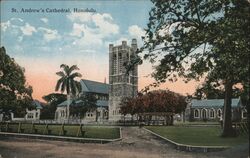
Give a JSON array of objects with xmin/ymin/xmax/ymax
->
[
  {"xmin": 0, "ymin": 123, "xmax": 120, "ymax": 139},
  {"xmin": 146, "ymin": 126, "xmax": 248, "ymax": 147},
  {"xmin": 174, "ymin": 121, "xmax": 220, "ymax": 125}
]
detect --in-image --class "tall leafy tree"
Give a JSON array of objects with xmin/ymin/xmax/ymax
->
[
  {"xmin": 136, "ymin": 0, "xmax": 249, "ymax": 137},
  {"xmin": 120, "ymin": 97, "xmax": 139, "ymax": 120},
  {"xmin": 70, "ymin": 93, "xmax": 97, "ymax": 119},
  {"xmin": 55, "ymin": 64, "xmax": 82, "ymax": 120},
  {"xmin": 120, "ymin": 90, "xmax": 187, "ymax": 124},
  {"xmin": 0, "ymin": 47, "xmax": 33, "ymax": 119},
  {"xmin": 41, "ymin": 93, "xmax": 67, "ymax": 119},
  {"xmin": 194, "ymin": 81, "xmax": 244, "ymax": 100}
]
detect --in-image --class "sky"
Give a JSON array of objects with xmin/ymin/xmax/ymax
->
[{"xmin": 0, "ymin": 0, "xmax": 200, "ymax": 101}]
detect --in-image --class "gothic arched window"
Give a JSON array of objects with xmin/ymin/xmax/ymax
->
[
  {"xmin": 194, "ymin": 109, "xmax": 199, "ymax": 118},
  {"xmin": 202, "ymin": 109, "xmax": 207, "ymax": 119},
  {"xmin": 209, "ymin": 109, "xmax": 215, "ymax": 118},
  {"xmin": 217, "ymin": 109, "xmax": 222, "ymax": 118}
]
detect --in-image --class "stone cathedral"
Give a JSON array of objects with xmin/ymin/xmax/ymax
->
[
  {"xmin": 55, "ymin": 39, "xmax": 138, "ymax": 122},
  {"xmin": 108, "ymin": 39, "xmax": 138, "ymax": 121}
]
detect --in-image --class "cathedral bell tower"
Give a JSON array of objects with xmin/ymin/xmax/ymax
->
[{"xmin": 108, "ymin": 39, "xmax": 138, "ymax": 121}]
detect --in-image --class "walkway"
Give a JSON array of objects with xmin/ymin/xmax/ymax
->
[{"xmin": 0, "ymin": 127, "xmax": 248, "ymax": 158}]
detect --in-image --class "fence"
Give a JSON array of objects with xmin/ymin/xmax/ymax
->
[{"xmin": 232, "ymin": 121, "xmax": 249, "ymax": 136}]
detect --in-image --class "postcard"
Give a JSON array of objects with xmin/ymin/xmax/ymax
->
[{"xmin": 0, "ymin": 0, "xmax": 248, "ymax": 158}]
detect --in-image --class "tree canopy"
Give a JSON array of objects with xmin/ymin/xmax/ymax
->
[
  {"xmin": 70, "ymin": 93, "xmax": 97, "ymax": 119},
  {"xmin": 120, "ymin": 90, "xmax": 187, "ymax": 116},
  {"xmin": 194, "ymin": 82, "xmax": 245, "ymax": 100},
  {"xmin": 137, "ymin": 0, "xmax": 249, "ymax": 137},
  {"xmin": 55, "ymin": 64, "xmax": 82, "ymax": 96},
  {"xmin": 41, "ymin": 93, "xmax": 67, "ymax": 119},
  {"xmin": 141, "ymin": 0, "xmax": 249, "ymax": 84},
  {"xmin": 0, "ymin": 47, "xmax": 34, "ymax": 118}
]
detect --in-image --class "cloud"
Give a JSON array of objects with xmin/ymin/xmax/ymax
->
[
  {"xmin": 128, "ymin": 25, "xmax": 145, "ymax": 39},
  {"xmin": 70, "ymin": 23, "xmax": 104, "ymax": 48},
  {"xmin": 10, "ymin": 18, "xmax": 24, "ymax": 22},
  {"xmin": 0, "ymin": 18, "xmax": 24, "ymax": 32},
  {"xmin": 17, "ymin": 36, "xmax": 23, "ymax": 42},
  {"xmin": 67, "ymin": 12, "xmax": 119, "ymax": 49},
  {"xmin": 20, "ymin": 23, "xmax": 37, "ymax": 36},
  {"xmin": 67, "ymin": 12, "xmax": 119, "ymax": 37},
  {"xmin": 70, "ymin": 23, "xmax": 85, "ymax": 37},
  {"xmin": 92, "ymin": 13, "xmax": 119, "ymax": 35},
  {"xmin": 38, "ymin": 27, "xmax": 61, "ymax": 42},
  {"xmin": 0, "ymin": 21, "xmax": 11, "ymax": 32},
  {"xmin": 40, "ymin": 18, "xmax": 49, "ymax": 24},
  {"xmin": 1, "ymin": 18, "xmax": 61, "ymax": 44},
  {"xmin": 67, "ymin": 12, "xmax": 92, "ymax": 23}
]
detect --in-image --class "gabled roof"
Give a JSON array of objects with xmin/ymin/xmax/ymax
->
[
  {"xmin": 32, "ymin": 100, "xmax": 43, "ymax": 109},
  {"xmin": 80, "ymin": 79, "xmax": 108, "ymax": 94},
  {"xmin": 97, "ymin": 100, "xmax": 108, "ymax": 107},
  {"xmin": 57, "ymin": 100, "xmax": 73, "ymax": 107},
  {"xmin": 57, "ymin": 99, "xmax": 108, "ymax": 107},
  {"xmin": 191, "ymin": 98, "xmax": 240, "ymax": 108}
]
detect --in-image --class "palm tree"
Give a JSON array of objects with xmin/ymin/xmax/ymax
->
[{"xmin": 55, "ymin": 64, "xmax": 82, "ymax": 120}]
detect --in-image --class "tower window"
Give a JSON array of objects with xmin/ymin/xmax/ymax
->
[{"xmin": 113, "ymin": 54, "xmax": 117, "ymax": 74}]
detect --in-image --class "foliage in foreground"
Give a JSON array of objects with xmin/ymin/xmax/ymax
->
[
  {"xmin": 132, "ymin": 0, "xmax": 250, "ymax": 137},
  {"xmin": 0, "ymin": 47, "xmax": 34, "ymax": 118}
]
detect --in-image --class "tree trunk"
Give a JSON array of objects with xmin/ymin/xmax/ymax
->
[
  {"xmin": 95, "ymin": 109, "xmax": 98, "ymax": 122},
  {"xmin": 247, "ymin": 95, "xmax": 250, "ymax": 158},
  {"xmin": 67, "ymin": 94, "xmax": 70, "ymax": 122},
  {"xmin": 170, "ymin": 115, "xmax": 174, "ymax": 126},
  {"xmin": 221, "ymin": 81, "xmax": 236, "ymax": 137},
  {"xmin": 124, "ymin": 115, "xmax": 125, "ymax": 126}
]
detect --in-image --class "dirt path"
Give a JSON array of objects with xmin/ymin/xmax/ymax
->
[{"xmin": 0, "ymin": 127, "xmax": 248, "ymax": 158}]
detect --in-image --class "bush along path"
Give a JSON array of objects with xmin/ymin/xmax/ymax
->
[{"xmin": 0, "ymin": 122, "xmax": 120, "ymax": 140}]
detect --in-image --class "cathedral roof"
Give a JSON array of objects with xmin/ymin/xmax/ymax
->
[
  {"xmin": 57, "ymin": 99, "xmax": 108, "ymax": 107},
  {"xmin": 80, "ymin": 79, "xmax": 108, "ymax": 94},
  {"xmin": 57, "ymin": 100, "xmax": 73, "ymax": 107},
  {"xmin": 32, "ymin": 100, "xmax": 43, "ymax": 109},
  {"xmin": 191, "ymin": 98, "xmax": 241, "ymax": 108}
]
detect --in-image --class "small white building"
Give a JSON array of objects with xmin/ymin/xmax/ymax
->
[
  {"xmin": 184, "ymin": 98, "xmax": 247, "ymax": 122},
  {"xmin": 11, "ymin": 100, "xmax": 42, "ymax": 121},
  {"xmin": 55, "ymin": 100, "xmax": 72, "ymax": 120}
]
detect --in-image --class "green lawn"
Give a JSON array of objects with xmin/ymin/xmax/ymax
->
[
  {"xmin": 174, "ymin": 121, "xmax": 220, "ymax": 125},
  {"xmin": 146, "ymin": 126, "xmax": 248, "ymax": 147},
  {"xmin": 0, "ymin": 123, "xmax": 120, "ymax": 139}
]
